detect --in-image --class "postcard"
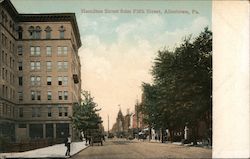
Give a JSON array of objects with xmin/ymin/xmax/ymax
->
[{"xmin": 0, "ymin": 0, "xmax": 249, "ymax": 158}]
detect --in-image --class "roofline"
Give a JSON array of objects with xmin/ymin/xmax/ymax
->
[
  {"xmin": 18, "ymin": 13, "xmax": 82, "ymax": 48},
  {"xmin": 1, "ymin": 0, "xmax": 19, "ymax": 19},
  {"xmin": 1, "ymin": 0, "xmax": 82, "ymax": 48}
]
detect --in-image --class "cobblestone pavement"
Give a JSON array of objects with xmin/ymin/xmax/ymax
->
[{"xmin": 72, "ymin": 139, "xmax": 212, "ymax": 159}]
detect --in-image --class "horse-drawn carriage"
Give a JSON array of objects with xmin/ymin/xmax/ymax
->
[{"xmin": 86, "ymin": 129, "xmax": 104, "ymax": 146}]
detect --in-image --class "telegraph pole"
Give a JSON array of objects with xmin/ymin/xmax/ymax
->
[{"xmin": 108, "ymin": 114, "xmax": 109, "ymax": 136}]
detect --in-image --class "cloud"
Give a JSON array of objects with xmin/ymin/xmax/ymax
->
[
  {"xmin": 78, "ymin": 15, "xmax": 118, "ymax": 38},
  {"xmin": 155, "ymin": 16, "xmax": 210, "ymax": 50},
  {"xmin": 115, "ymin": 14, "xmax": 165, "ymax": 45}
]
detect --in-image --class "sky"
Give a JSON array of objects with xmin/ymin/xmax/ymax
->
[{"xmin": 11, "ymin": 0, "xmax": 211, "ymax": 131}]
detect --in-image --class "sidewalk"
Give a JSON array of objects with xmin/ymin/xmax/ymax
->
[
  {"xmin": 137, "ymin": 139, "xmax": 212, "ymax": 149},
  {"xmin": 0, "ymin": 141, "xmax": 88, "ymax": 159}
]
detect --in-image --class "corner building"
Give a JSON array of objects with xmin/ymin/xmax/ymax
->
[{"xmin": 0, "ymin": 0, "xmax": 82, "ymax": 142}]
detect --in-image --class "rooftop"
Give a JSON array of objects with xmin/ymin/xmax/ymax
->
[{"xmin": 1, "ymin": 0, "xmax": 82, "ymax": 48}]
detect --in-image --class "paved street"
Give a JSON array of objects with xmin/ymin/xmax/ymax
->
[{"xmin": 73, "ymin": 139, "xmax": 211, "ymax": 159}]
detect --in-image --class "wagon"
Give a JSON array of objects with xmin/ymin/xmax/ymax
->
[
  {"xmin": 86, "ymin": 129, "xmax": 104, "ymax": 146},
  {"xmin": 90, "ymin": 133, "xmax": 103, "ymax": 146}
]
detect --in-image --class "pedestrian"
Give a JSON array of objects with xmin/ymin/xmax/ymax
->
[{"xmin": 65, "ymin": 134, "xmax": 71, "ymax": 157}]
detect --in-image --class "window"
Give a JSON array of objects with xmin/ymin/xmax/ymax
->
[
  {"xmin": 57, "ymin": 46, "xmax": 68, "ymax": 56},
  {"xmin": 9, "ymin": 57, "xmax": 11, "ymax": 67},
  {"xmin": 36, "ymin": 62, "xmax": 40, "ymax": 70},
  {"xmin": 47, "ymin": 76, "xmax": 52, "ymax": 85},
  {"xmin": 12, "ymin": 59, "xmax": 14, "ymax": 68},
  {"xmin": 63, "ymin": 76, "xmax": 68, "ymax": 86},
  {"xmin": 60, "ymin": 31, "xmax": 64, "ymax": 39},
  {"xmin": 36, "ymin": 76, "xmax": 41, "ymax": 85},
  {"xmin": 37, "ymin": 91, "xmax": 41, "ymax": 100},
  {"xmin": 9, "ymin": 41, "xmax": 12, "ymax": 52},
  {"xmin": 64, "ymin": 91, "xmax": 68, "ymax": 100},
  {"xmin": 59, "ymin": 26, "xmax": 65, "ymax": 39},
  {"xmin": 31, "ymin": 90, "xmax": 35, "ymax": 100},
  {"xmin": 57, "ymin": 47, "xmax": 62, "ymax": 56},
  {"xmin": 19, "ymin": 76, "xmax": 23, "ymax": 86},
  {"xmin": 2, "ymin": 51, "xmax": 4, "ymax": 63},
  {"xmin": 1, "ymin": 33, "xmax": 4, "ymax": 45},
  {"xmin": 19, "ymin": 108, "xmax": 23, "ymax": 117},
  {"xmin": 46, "ymin": 46, "xmax": 52, "ymax": 56},
  {"xmin": 64, "ymin": 61, "xmax": 68, "ymax": 70},
  {"xmin": 17, "ymin": 26, "xmax": 23, "ymax": 39},
  {"xmin": 30, "ymin": 46, "xmax": 40, "ymax": 56},
  {"xmin": 30, "ymin": 76, "xmax": 40, "ymax": 86},
  {"xmin": 46, "ymin": 31, "xmax": 51, "ymax": 39},
  {"xmin": 58, "ymin": 76, "xmax": 62, "ymax": 85},
  {"xmin": 29, "ymin": 26, "xmax": 41, "ymax": 39},
  {"xmin": 35, "ymin": 26, "xmax": 41, "ymax": 39},
  {"xmin": 47, "ymin": 61, "xmax": 52, "ymax": 71},
  {"xmin": 64, "ymin": 107, "xmax": 68, "ymax": 116},
  {"xmin": 31, "ymin": 76, "xmax": 35, "ymax": 85},
  {"xmin": 30, "ymin": 61, "xmax": 40, "ymax": 70},
  {"xmin": 18, "ymin": 46, "xmax": 23, "ymax": 55},
  {"xmin": 0, "ymin": 68, "xmax": 3, "ymax": 80},
  {"xmin": 18, "ymin": 62, "xmax": 23, "ymax": 71},
  {"xmin": 63, "ymin": 47, "xmax": 68, "ymax": 55},
  {"xmin": 18, "ymin": 92, "xmax": 23, "ymax": 101},
  {"xmin": 5, "ymin": 70, "xmax": 7, "ymax": 81},
  {"xmin": 31, "ymin": 91, "xmax": 41, "ymax": 100},
  {"xmin": 48, "ymin": 107, "xmax": 52, "ymax": 117},
  {"xmin": 30, "ymin": 62, "xmax": 35, "ymax": 70},
  {"xmin": 58, "ymin": 91, "xmax": 62, "ymax": 100},
  {"xmin": 47, "ymin": 91, "xmax": 52, "ymax": 100},
  {"xmin": 30, "ymin": 47, "xmax": 35, "ymax": 56},
  {"xmin": 57, "ymin": 61, "xmax": 63, "ymax": 70},
  {"xmin": 45, "ymin": 26, "xmax": 52, "ymax": 39},
  {"xmin": 5, "ymin": 53, "xmax": 7, "ymax": 65},
  {"xmin": 58, "ymin": 107, "xmax": 62, "ymax": 116},
  {"xmin": 28, "ymin": 26, "xmax": 35, "ymax": 39}
]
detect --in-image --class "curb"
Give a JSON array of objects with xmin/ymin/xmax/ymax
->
[
  {"xmin": 1, "ymin": 142, "xmax": 89, "ymax": 159},
  {"xmin": 68, "ymin": 144, "xmax": 89, "ymax": 158}
]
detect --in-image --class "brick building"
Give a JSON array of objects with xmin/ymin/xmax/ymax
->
[{"xmin": 0, "ymin": 0, "xmax": 81, "ymax": 142}]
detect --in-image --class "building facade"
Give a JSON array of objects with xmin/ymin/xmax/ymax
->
[{"xmin": 0, "ymin": 0, "xmax": 81, "ymax": 142}]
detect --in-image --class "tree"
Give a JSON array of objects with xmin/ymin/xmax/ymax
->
[
  {"xmin": 71, "ymin": 91, "xmax": 103, "ymax": 135},
  {"xmin": 142, "ymin": 27, "xmax": 212, "ymax": 144}
]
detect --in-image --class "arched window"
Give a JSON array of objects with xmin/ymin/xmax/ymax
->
[
  {"xmin": 59, "ymin": 25, "xmax": 65, "ymax": 39},
  {"xmin": 17, "ymin": 26, "xmax": 23, "ymax": 39},
  {"xmin": 35, "ymin": 26, "xmax": 41, "ymax": 39},
  {"xmin": 28, "ymin": 26, "xmax": 35, "ymax": 39},
  {"xmin": 45, "ymin": 26, "xmax": 52, "ymax": 39}
]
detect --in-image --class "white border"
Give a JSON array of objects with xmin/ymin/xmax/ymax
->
[{"xmin": 213, "ymin": 1, "xmax": 250, "ymax": 158}]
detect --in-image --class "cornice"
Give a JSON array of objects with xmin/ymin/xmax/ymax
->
[
  {"xmin": 1, "ymin": 0, "xmax": 18, "ymax": 20},
  {"xmin": 18, "ymin": 13, "xmax": 82, "ymax": 48},
  {"xmin": 1, "ymin": 0, "xmax": 82, "ymax": 48}
]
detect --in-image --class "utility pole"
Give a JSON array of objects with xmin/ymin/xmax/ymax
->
[{"xmin": 108, "ymin": 114, "xmax": 109, "ymax": 136}]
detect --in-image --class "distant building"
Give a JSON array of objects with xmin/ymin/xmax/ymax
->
[
  {"xmin": 132, "ymin": 101, "xmax": 146, "ymax": 130},
  {"xmin": 111, "ymin": 109, "xmax": 132, "ymax": 137},
  {"xmin": 0, "ymin": 0, "xmax": 81, "ymax": 142}
]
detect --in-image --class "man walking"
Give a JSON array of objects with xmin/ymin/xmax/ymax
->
[{"xmin": 65, "ymin": 135, "xmax": 71, "ymax": 157}]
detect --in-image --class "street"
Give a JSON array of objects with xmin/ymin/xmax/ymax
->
[{"xmin": 72, "ymin": 139, "xmax": 212, "ymax": 159}]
